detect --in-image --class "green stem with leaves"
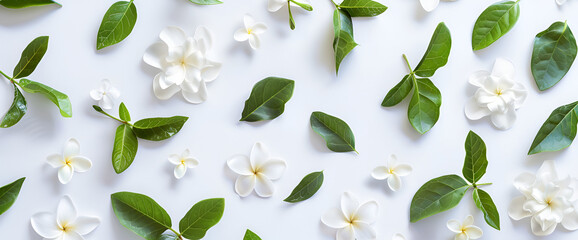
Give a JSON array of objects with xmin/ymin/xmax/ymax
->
[{"xmin": 93, "ymin": 106, "xmax": 132, "ymax": 126}]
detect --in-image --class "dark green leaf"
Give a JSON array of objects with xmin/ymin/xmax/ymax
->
[
  {"xmin": 310, "ymin": 111, "xmax": 356, "ymax": 153},
  {"xmin": 112, "ymin": 124, "xmax": 138, "ymax": 174},
  {"xmin": 473, "ymin": 189, "xmax": 500, "ymax": 230},
  {"xmin": 111, "ymin": 192, "xmax": 172, "ymax": 240},
  {"xmin": 284, "ymin": 171, "xmax": 324, "ymax": 203},
  {"xmin": 240, "ymin": 77, "xmax": 295, "ymax": 122},
  {"xmin": 0, "ymin": 0, "xmax": 59, "ymax": 8},
  {"xmin": 528, "ymin": 101, "xmax": 578, "ymax": 155},
  {"xmin": 290, "ymin": 0, "xmax": 312, "ymax": 11},
  {"xmin": 408, "ymin": 77, "xmax": 441, "ymax": 134},
  {"xmin": 19, "ymin": 79, "xmax": 72, "ymax": 118},
  {"xmin": 381, "ymin": 74, "xmax": 413, "ymax": 107},
  {"xmin": 188, "ymin": 0, "xmax": 222, "ymax": 5},
  {"xmin": 244, "ymin": 229, "xmax": 262, "ymax": 240},
  {"xmin": 0, "ymin": 177, "xmax": 25, "ymax": 216},
  {"xmin": 462, "ymin": 131, "xmax": 488, "ymax": 184},
  {"xmin": 338, "ymin": 0, "xmax": 387, "ymax": 17},
  {"xmin": 1, "ymin": 85, "xmax": 27, "ymax": 128},
  {"xmin": 96, "ymin": 1, "xmax": 137, "ymax": 50},
  {"xmin": 133, "ymin": 116, "xmax": 188, "ymax": 141},
  {"xmin": 410, "ymin": 175, "xmax": 469, "ymax": 222},
  {"xmin": 13, "ymin": 36, "xmax": 49, "ymax": 79},
  {"xmin": 179, "ymin": 198, "xmax": 225, "ymax": 240},
  {"xmin": 472, "ymin": 1, "xmax": 520, "ymax": 51},
  {"xmin": 333, "ymin": 9, "xmax": 358, "ymax": 74},
  {"xmin": 93, "ymin": 105, "xmax": 105, "ymax": 115},
  {"xmin": 119, "ymin": 102, "xmax": 131, "ymax": 122},
  {"xmin": 414, "ymin": 22, "xmax": 452, "ymax": 77}
]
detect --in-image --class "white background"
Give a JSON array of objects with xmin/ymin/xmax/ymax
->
[{"xmin": 1, "ymin": 0, "xmax": 578, "ymax": 239}]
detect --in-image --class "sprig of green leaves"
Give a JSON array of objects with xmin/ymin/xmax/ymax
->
[{"xmin": 287, "ymin": 0, "xmax": 313, "ymax": 30}]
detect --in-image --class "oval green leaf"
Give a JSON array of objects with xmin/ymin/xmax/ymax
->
[
  {"xmin": 240, "ymin": 77, "xmax": 295, "ymax": 122},
  {"xmin": 19, "ymin": 79, "xmax": 72, "ymax": 118},
  {"xmin": 96, "ymin": 1, "xmax": 137, "ymax": 50},
  {"xmin": 408, "ymin": 77, "xmax": 441, "ymax": 134},
  {"xmin": 112, "ymin": 124, "xmax": 138, "ymax": 174},
  {"xmin": 188, "ymin": 0, "xmax": 222, "ymax": 5},
  {"xmin": 1, "ymin": 85, "xmax": 27, "ymax": 128},
  {"xmin": 462, "ymin": 131, "xmax": 488, "ymax": 184},
  {"xmin": 13, "ymin": 36, "xmax": 49, "ymax": 79},
  {"xmin": 333, "ymin": 9, "xmax": 358, "ymax": 74},
  {"xmin": 119, "ymin": 102, "xmax": 131, "ymax": 122},
  {"xmin": 310, "ymin": 111, "xmax": 356, "ymax": 153},
  {"xmin": 284, "ymin": 171, "xmax": 324, "ymax": 203},
  {"xmin": 381, "ymin": 74, "xmax": 413, "ymax": 107},
  {"xmin": 338, "ymin": 0, "xmax": 387, "ymax": 17},
  {"xmin": 0, "ymin": 177, "xmax": 25, "ymax": 216},
  {"xmin": 473, "ymin": 189, "xmax": 500, "ymax": 230},
  {"xmin": 179, "ymin": 198, "xmax": 225, "ymax": 240},
  {"xmin": 528, "ymin": 101, "xmax": 578, "ymax": 155},
  {"xmin": 0, "ymin": 0, "xmax": 59, "ymax": 8},
  {"xmin": 133, "ymin": 116, "xmax": 188, "ymax": 141},
  {"xmin": 244, "ymin": 229, "xmax": 262, "ymax": 240},
  {"xmin": 414, "ymin": 22, "xmax": 452, "ymax": 78},
  {"xmin": 111, "ymin": 192, "xmax": 172, "ymax": 240},
  {"xmin": 410, "ymin": 174, "xmax": 469, "ymax": 222},
  {"xmin": 471, "ymin": 1, "xmax": 520, "ymax": 51}
]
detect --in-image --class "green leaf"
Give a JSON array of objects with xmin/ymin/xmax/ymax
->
[
  {"xmin": 13, "ymin": 36, "xmax": 49, "ymax": 79},
  {"xmin": 179, "ymin": 198, "xmax": 225, "ymax": 240},
  {"xmin": 290, "ymin": 0, "xmax": 312, "ymax": 11},
  {"xmin": 532, "ymin": 21, "xmax": 577, "ymax": 91},
  {"xmin": 240, "ymin": 77, "xmax": 295, "ymax": 122},
  {"xmin": 471, "ymin": 1, "xmax": 520, "ymax": 51},
  {"xmin": 244, "ymin": 229, "xmax": 262, "ymax": 240},
  {"xmin": 0, "ymin": 0, "xmax": 59, "ymax": 8},
  {"xmin": 410, "ymin": 174, "xmax": 469, "ymax": 222},
  {"xmin": 1, "ymin": 85, "xmax": 27, "ymax": 128},
  {"xmin": 333, "ymin": 9, "xmax": 358, "ymax": 74},
  {"xmin": 414, "ymin": 22, "xmax": 452, "ymax": 77},
  {"xmin": 473, "ymin": 189, "xmax": 500, "ymax": 230},
  {"xmin": 96, "ymin": 1, "xmax": 137, "ymax": 50},
  {"xmin": 18, "ymin": 79, "xmax": 72, "ymax": 118},
  {"xmin": 408, "ymin": 77, "xmax": 441, "ymax": 134},
  {"xmin": 111, "ymin": 192, "xmax": 172, "ymax": 240},
  {"xmin": 188, "ymin": 0, "xmax": 222, "ymax": 5},
  {"xmin": 159, "ymin": 233, "xmax": 179, "ymax": 240},
  {"xmin": 112, "ymin": 124, "xmax": 138, "ymax": 174},
  {"xmin": 310, "ymin": 111, "xmax": 357, "ymax": 153},
  {"xmin": 338, "ymin": 0, "xmax": 387, "ymax": 17},
  {"xmin": 0, "ymin": 177, "xmax": 25, "ymax": 216},
  {"xmin": 119, "ymin": 102, "xmax": 131, "ymax": 122},
  {"xmin": 133, "ymin": 116, "xmax": 188, "ymax": 141},
  {"xmin": 462, "ymin": 131, "xmax": 488, "ymax": 184},
  {"xmin": 381, "ymin": 74, "xmax": 413, "ymax": 107},
  {"xmin": 284, "ymin": 171, "xmax": 324, "ymax": 203},
  {"xmin": 528, "ymin": 101, "xmax": 578, "ymax": 155}
]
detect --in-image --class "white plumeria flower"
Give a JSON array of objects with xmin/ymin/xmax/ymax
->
[
  {"xmin": 392, "ymin": 233, "xmax": 406, "ymax": 240},
  {"xmin": 420, "ymin": 0, "xmax": 457, "ymax": 12},
  {"xmin": 47, "ymin": 138, "xmax": 92, "ymax": 184},
  {"xmin": 168, "ymin": 149, "xmax": 199, "ymax": 179},
  {"xmin": 321, "ymin": 192, "xmax": 379, "ymax": 240},
  {"xmin": 31, "ymin": 195, "xmax": 100, "ymax": 240},
  {"xmin": 227, "ymin": 142, "xmax": 286, "ymax": 197},
  {"xmin": 89, "ymin": 79, "xmax": 120, "ymax": 110},
  {"xmin": 143, "ymin": 26, "xmax": 221, "ymax": 103},
  {"xmin": 371, "ymin": 154, "xmax": 413, "ymax": 191},
  {"xmin": 234, "ymin": 15, "xmax": 267, "ymax": 50},
  {"xmin": 508, "ymin": 160, "xmax": 578, "ymax": 236},
  {"xmin": 268, "ymin": 0, "xmax": 311, "ymax": 12},
  {"xmin": 447, "ymin": 215, "xmax": 483, "ymax": 240},
  {"xmin": 465, "ymin": 58, "xmax": 527, "ymax": 130}
]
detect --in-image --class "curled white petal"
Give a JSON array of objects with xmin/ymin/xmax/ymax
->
[
  {"xmin": 321, "ymin": 208, "xmax": 349, "ymax": 229},
  {"xmin": 254, "ymin": 173, "xmax": 275, "ymax": 197},
  {"xmin": 420, "ymin": 0, "xmax": 439, "ymax": 12},
  {"xmin": 235, "ymin": 175, "xmax": 256, "ymax": 197},
  {"xmin": 63, "ymin": 138, "xmax": 81, "ymax": 158},
  {"xmin": 31, "ymin": 212, "xmax": 61, "ymax": 238},
  {"xmin": 392, "ymin": 233, "xmax": 406, "ymax": 240}
]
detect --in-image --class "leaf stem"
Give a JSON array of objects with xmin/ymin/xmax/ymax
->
[
  {"xmin": 402, "ymin": 54, "xmax": 414, "ymax": 74},
  {"xmin": 287, "ymin": 1, "xmax": 295, "ymax": 30},
  {"xmin": 330, "ymin": 0, "xmax": 339, "ymax": 8},
  {"xmin": 93, "ymin": 106, "xmax": 132, "ymax": 126},
  {"xmin": 169, "ymin": 228, "xmax": 183, "ymax": 240},
  {"xmin": 475, "ymin": 182, "xmax": 492, "ymax": 186}
]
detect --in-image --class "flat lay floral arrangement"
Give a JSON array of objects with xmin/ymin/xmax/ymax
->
[{"xmin": 1, "ymin": 0, "xmax": 578, "ymax": 240}]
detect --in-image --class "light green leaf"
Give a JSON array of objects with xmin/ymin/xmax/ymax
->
[
  {"xmin": 414, "ymin": 22, "xmax": 452, "ymax": 77},
  {"xmin": 240, "ymin": 77, "xmax": 295, "ymax": 122},
  {"xmin": 1, "ymin": 85, "xmax": 27, "ymax": 128},
  {"xmin": 284, "ymin": 171, "xmax": 324, "ymax": 203},
  {"xmin": 333, "ymin": 9, "xmax": 358, "ymax": 74},
  {"xmin": 179, "ymin": 198, "xmax": 225, "ymax": 240},
  {"xmin": 159, "ymin": 233, "xmax": 179, "ymax": 240},
  {"xmin": 133, "ymin": 116, "xmax": 188, "ymax": 141},
  {"xmin": 310, "ymin": 111, "xmax": 357, "ymax": 153},
  {"xmin": 462, "ymin": 131, "xmax": 488, "ymax": 184},
  {"xmin": 473, "ymin": 189, "xmax": 500, "ymax": 230},
  {"xmin": 188, "ymin": 0, "xmax": 222, "ymax": 5},
  {"xmin": 13, "ymin": 36, "xmax": 49, "ymax": 79},
  {"xmin": 112, "ymin": 124, "xmax": 138, "ymax": 174},
  {"xmin": 528, "ymin": 101, "xmax": 578, "ymax": 155},
  {"xmin": 18, "ymin": 79, "xmax": 72, "ymax": 118},
  {"xmin": 0, "ymin": 177, "xmax": 25, "ymax": 216},
  {"xmin": 0, "ymin": 0, "xmax": 59, "ymax": 8},
  {"xmin": 111, "ymin": 192, "xmax": 172, "ymax": 240},
  {"xmin": 410, "ymin": 174, "xmax": 469, "ymax": 222},
  {"xmin": 472, "ymin": 1, "xmax": 520, "ymax": 51},
  {"xmin": 338, "ymin": 0, "xmax": 387, "ymax": 17},
  {"xmin": 119, "ymin": 102, "xmax": 131, "ymax": 122},
  {"xmin": 244, "ymin": 229, "xmax": 262, "ymax": 240},
  {"xmin": 408, "ymin": 77, "xmax": 441, "ymax": 134},
  {"xmin": 381, "ymin": 74, "xmax": 413, "ymax": 107},
  {"xmin": 96, "ymin": 1, "xmax": 137, "ymax": 50},
  {"xmin": 290, "ymin": 0, "xmax": 312, "ymax": 11}
]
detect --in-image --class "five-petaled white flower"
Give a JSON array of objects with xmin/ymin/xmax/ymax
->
[
  {"xmin": 144, "ymin": 26, "xmax": 221, "ymax": 103},
  {"xmin": 371, "ymin": 154, "xmax": 413, "ymax": 191},
  {"xmin": 267, "ymin": 0, "xmax": 311, "ymax": 12},
  {"xmin": 47, "ymin": 138, "xmax": 92, "ymax": 184},
  {"xmin": 227, "ymin": 142, "xmax": 286, "ymax": 197},
  {"xmin": 420, "ymin": 0, "xmax": 457, "ymax": 12},
  {"xmin": 234, "ymin": 15, "xmax": 267, "ymax": 50},
  {"xmin": 447, "ymin": 215, "xmax": 483, "ymax": 240},
  {"xmin": 465, "ymin": 58, "xmax": 527, "ymax": 130},
  {"xmin": 321, "ymin": 192, "xmax": 379, "ymax": 240},
  {"xmin": 31, "ymin": 195, "xmax": 100, "ymax": 240},
  {"xmin": 508, "ymin": 160, "xmax": 578, "ymax": 236},
  {"xmin": 89, "ymin": 79, "xmax": 120, "ymax": 110},
  {"xmin": 392, "ymin": 233, "xmax": 406, "ymax": 240},
  {"xmin": 168, "ymin": 149, "xmax": 200, "ymax": 179}
]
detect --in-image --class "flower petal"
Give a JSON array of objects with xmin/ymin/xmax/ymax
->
[
  {"xmin": 513, "ymin": 172, "xmax": 536, "ymax": 190},
  {"xmin": 468, "ymin": 70, "xmax": 490, "ymax": 88},
  {"xmin": 267, "ymin": 0, "xmax": 286, "ymax": 12},
  {"xmin": 455, "ymin": 232, "xmax": 468, "ymax": 240},
  {"xmin": 254, "ymin": 173, "xmax": 275, "ymax": 197},
  {"xmin": 64, "ymin": 138, "xmax": 81, "ymax": 158},
  {"xmin": 168, "ymin": 154, "xmax": 181, "ymax": 165},
  {"xmin": 353, "ymin": 221, "xmax": 377, "ymax": 239},
  {"xmin": 341, "ymin": 192, "xmax": 360, "ymax": 221},
  {"xmin": 234, "ymin": 29, "xmax": 249, "ymax": 42},
  {"xmin": 531, "ymin": 215, "xmax": 557, "ymax": 236},
  {"xmin": 73, "ymin": 216, "xmax": 100, "ymax": 235},
  {"xmin": 447, "ymin": 220, "xmax": 462, "ymax": 233},
  {"xmin": 258, "ymin": 158, "xmax": 286, "ymax": 180},
  {"xmin": 250, "ymin": 142, "xmax": 270, "ymax": 169},
  {"xmin": 371, "ymin": 166, "xmax": 390, "ymax": 180},
  {"xmin": 181, "ymin": 80, "xmax": 208, "ymax": 104},
  {"xmin": 57, "ymin": 196, "xmax": 77, "ymax": 227},
  {"xmin": 394, "ymin": 163, "xmax": 412, "ymax": 176},
  {"xmin": 420, "ymin": 0, "xmax": 439, "ymax": 12},
  {"xmin": 490, "ymin": 105, "xmax": 516, "ymax": 130},
  {"xmin": 69, "ymin": 156, "xmax": 92, "ymax": 172},
  {"xmin": 235, "ymin": 175, "xmax": 256, "ymax": 197},
  {"xmin": 201, "ymin": 59, "xmax": 222, "ymax": 83},
  {"xmin": 463, "ymin": 215, "xmax": 474, "ymax": 226},
  {"xmin": 321, "ymin": 208, "xmax": 349, "ymax": 229},
  {"xmin": 537, "ymin": 160, "xmax": 559, "ymax": 183},
  {"xmin": 465, "ymin": 225, "xmax": 483, "ymax": 239},
  {"xmin": 194, "ymin": 26, "xmax": 212, "ymax": 51},
  {"xmin": 227, "ymin": 155, "xmax": 253, "ymax": 175},
  {"xmin": 143, "ymin": 42, "xmax": 168, "ymax": 69},
  {"xmin": 58, "ymin": 165, "xmax": 74, "ymax": 184},
  {"xmin": 99, "ymin": 96, "xmax": 114, "ymax": 110},
  {"xmin": 355, "ymin": 200, "xmax": 378, "ymax": 224},
  {"xmin": 160, "ymin": 26, "xmax": 187, "ymax": 48},
  {"xmin": 557, "ymin": 0, "xmax": 567, "ymax": 5},
  {"xmin": 243, "ymin": 15, "xmax": 256, "ymax": 29},
  {"xmin": 508, "ymin": 196, "xmax": 532, "ymax": 220},
  {"xmin": 153, "ymin": 74, "xmax": 181, "ymax": 100},
  {"xmin": 251, "ymin": 23, "xmax": 268, "ymax": 34},
  {"xmin": 336, "ymin": 225, "xmax": 356, "ymax": 240},
  {"xmin": 465, "ymin": 97, "xmax": 491, "ymax": 120},
  {"xmin": 183, "ymin": 157, "xmax": 199, "ymax": 168},
  {"xmin": 89, "ymin": 89, "xmax": 103, "ymax": 101},
  {"xmin": 30, "ymin": 212, "xmax": 60, "ymax": 238},
  {"xmin": 63, "ymin": 231, "xmax": 83, "ymax": 240},
  {"xmin": 248, "ymin": 35, "xmax": 261, "ymax": 50},
  {"xmin": 164, "ymin": 64, "xmax": 186, "ymax": 86},
  {"xmin": 392, "ymin": 233, "xmax": 406, "ymax": 240},
  {"xmin": 387, "ymin": 174, "xmax": 402, "ymax": 191},
  {"xmin": 491, "ymin": 58, "xmax": 515, "ymax": 83},
  {"xmin": 174, "ymin": 164, "xmax": 187, "ymax": 179},
  {"xmin": 561, "ymin": 210, "xmax": 578, "ymax": 231},
  {"xmin": 47, "ymin": 154, "xmax": 64, "ymax": 168}
]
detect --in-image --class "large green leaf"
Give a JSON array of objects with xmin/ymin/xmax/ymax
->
[
  {"xmin": 284, "ymin": 171, "xmax": 324, "ymax": 203},
  {"xmin": 112, "ymin": 124, "xmax": 138, "ymax": 174},
  {"xmin": 13, "ymin": 36, "xmax": 49, "ymax": 79},
  {"xmin": 333, "ymin": 9, "xmax": 358, "ymax": 74},
  {"xmin": 532, "ymin": 21, "xmax": 577, "ymax": 91},
  {"xmin": 0, "ymin": 0, "xmax": 59, "ymax": 8},
  {"xmin": 1, "ymin": 85, "xmax": 27, "ymax": 128},
  {"xmin": 119, "ymin": 102, "xmax": 131, "ymax": 122},
  {"xmin": 0, "ymin": 177, "xmax": 25, "ymax": 216},
  {"xmin": 410, "ymin": 175, "xmax": 469, "ymax": 222},
  {"xmin": 381, "ymin": 74, "xmax": 413, "ymax": 107},
  {"xmin": 133, "ymin": 116, "xmax": 188, "ymax": 141},
  {"xmin": 462, "ymin": 131, "xmax": 488, "ymax": 184},
  {"xmin": 471, "ymin": 1, "xmax": 520, "ymax": 51},
  {"xmin": 111, "ymin": 192, "xmax": 172, "ymax": 240},
  {"xmin": 188, "ymin": 0, "xmax": 222, "ymax": 5},
  {"xmin": 179, "ymin": 198, "xmax": 225, "ymax": 240},
  {"xmin": 18, "ymin": 79, "xmax": 72, "ymax": 118},
  {"xmin": 96, "ymin": 1, "xmax": 137, "ymax": 50},
  {"xmin": 473, "ymin": 189, "xmax": 500, "ymax": 230},
  {"xmin": 310, "ymin": 111, "xmax": 357, "ymax": 153},
  {"xmin": 408, "ymin": 77, "xmax": 441, "ymax": 134},
  {"xmin": 414, "ymin": 22, "xmax": 452, "ymax": 77},
  {"xmin": 528, "ymin": 101, "xmax": 578, "ymax": 155},
  {"xmin": 244, "ymin": 229, "xmax": 262, "ymax": 240},
  {"xmin": 338, "ymin": 0, "xmax": 387, "ymax": 17},
  {"xmin": 240, "ymin": 77, "xmax": 295, "ymax": 122}
]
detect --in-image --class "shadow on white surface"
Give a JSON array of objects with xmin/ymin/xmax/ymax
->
[{"xmin": 0, "ymin": 5, "xmax": 59, "ymax": 26}]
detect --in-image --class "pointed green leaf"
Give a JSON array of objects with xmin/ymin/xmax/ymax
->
[
  {"xmin": 284, "ymin": 171, "xmax": 324, "ymax": 203},
  {"xmin": 414, "ymin": 22, "xmax": 452, "ymax": 77},
  {"xmin": 244, "ymin": 229, "xmax": 262, "ymax": 240},
  {"xmin": 473, "ymin": 189, "xmax": 500, "ymax": 230},
  {"xmin": 111, "ymin": 192, "xmax": 172, "ymax": 240},
  {"xmin": 112, "ymin": 124, "xmax": 138, "ymax": 174},
  {"xmin": 188, "ymin": 0, "xmax": 222, "ymax": 5},
  {"xmin": 381, "ymin": 74, "xmax": 413, "ymax": 107},
  {"xmin": 338, "ymin": 0, "xmax": 387, "ymax": 17},
  {"xmin": 18, "ymin": 79, "xmax": 72, "ymax": 118},
  {"xmin": 310, "ymin": 111, "xmax": 356, "ymax": 152},
  {"xmin": 133, "ymin": 116, "xmax": 188, "ymax": 141},
  {"xmin": 528, "ymin": 101, "xmax": 578, "ymax": 155},
  {"xmin": 13, "ymin": 36, "xmax": 49, "ymax": 79},
  {"xmin": 410, "ymin": 174, "xmax": 469, "ymax": 222},
  {"xmin": 462, "ymin": 131, "xmax": 488, "ymax": 184},
  {"xmin": 179, "ymin": 198, "xmax": 225, "ymax": 240},
  {"xmin": 472, "ymin": 1, "xmax": 520, "ymax": 51},
  {"xmin": 1, "ymin": 85, "xmax": 27, "ymax": 128},
  {"xmin": 0, "ymin": 0, "xmax": 59, "ymax": 8},
  {"xmin": 408, "ymin": 77, "xmax": 441, "ymax": 134},
  {"xmin": 119, "ymin": 102, "xmax": 131, "ymax": 122},
  {"xmin": 333, "ymin": 9, "xmax": 358, "ymax": 74},
  {"xmin": 0, "ymin": 177, "xmax": 25, "ymax": 216},
  {"xmin": 240, "ymin": 77, "xmax": 295, "ymax": 122},
  {"xmin": 96, "ymin": 1, "xmax": 137, "ymax": 50}
]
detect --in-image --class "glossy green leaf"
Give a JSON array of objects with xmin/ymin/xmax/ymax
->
[
  {"xmin": 414, "ymin": 22, "xmax": 452, "ymax": 77},
  {"xmin": 473, "ymin": 189, "xmax": 500, "ymax": 230},
  {"xmin": 408, "ymin": 77, "xmax": 441, "ymax": 134},
  {"xmin": 333, "ymin": 9, "xmax": 358, "ymax": 74},
  {"xmin": 188, "ymin": 0, "xmax": 222, "ymax": 5},
  {"xmin": 240, "ymin": 77, "xmax": 295, "ymax": 122},
  {"xmin": 13, "ymin": 36, "xmax": 49, "ymax": 79},
  {"xmin": 528, "ymin": 101, "xmax": 578, "ymax": 155},
  {"xmin": 133, "ymin": 116, "xmax": 188, "ymax": 141},
  {"xmin": 381, "ymin": 74, "xmax": 413, "ymax": 107},
  {"xmin": 1, "ymin": 85, "xmax": 27, "ymax": 128},
  {"xmin": 290, "ymin": 0, "xmax": 312, "ymax": 11},
  {"xmin": 410, "ymin": 174, "xmax": 469, "ymax": 222},
  {"xmin": 119, "ymin": 102, "xmax": 131, "ymax": 122},
  {"xmin": 0, "ymin": 177, "xmax": 25, "ymax": 216},
  {"xmin": 179, "ymin": 198, "xmax": 225, "ymax": 240},
  {"xmin": 244, "ymin": 229, "xmax": 262, "ymax": 240},
  {"xmin": 96, "ymin": 1, "xmax": 137, "ymax": 50},
  {"xmin": 338, "ymin": 0, "xmax": 387, "ymax": 17},
  {"xmin": 19, "ymin": 79, "xmax": 72, "ymax": 118},
  {"xmin": 472, "ymin": 1, "xmax": 520, "ymax": 51},
  {"xmin": 159, "ymin": 233, "xmax": 179, "ymax": 240},
  {"xmin": 462, "ymin": 131, "xmax": 488, "ymax": 184},
  {"xmin": 310, "ymin": 111, "xmax": 356, "ymax": 152},
  {"xmin": 112, "ymin": 124, "xmax": 138, "ymax": 174},
  {"xmin": 0, "ymin": 0, "xmax": 59, "ymax": 8},
  {"xmin": 532, "ymin": 21, "xmax": 577, "ymax": 91},
  {"xmin": 284, "ymin": 171, "xmax": 324, "ymax": 203},
  {"xmin": 111, "ymin": 192, "xmax": 172, "ymax": 240}
]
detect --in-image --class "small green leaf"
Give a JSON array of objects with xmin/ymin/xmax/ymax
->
[
  {"xmin": 528, "ymin": 101, "xmax": 578, "ymax": 155},
  {"xmin": 96, "ymin": 1, "xmax": 137, "ymax": 50},
  {"xmin": 333, "ymin": 9, "xmax": 358, "ymax": 74},
  {"xmin": 290, "ymin": 0, "xmax": 312, "ymax": 11},
  {"xmin": 310, "ymin": 111, "xmax": 356, "ymax": 153},
  {"xmin": 244, "ymin": 229, "xmax": 262, "ymax": 240},
  {"xmin": 119, "ymin": 102, "xmax": 131, "ymax": 122},
  {"xmin": 93, "ymin": 105, "xmax": 106, "ymax": 115},
  {"xmin": 414, "ymin": 22, "xmax": 452, "ymax": 78},
  {"xmin": 381, "ymin": 74, "xmax": 413, "ymax": 107},
  {"xmin": 111, "ymin": 192, "xmax": 172, "ymax": 240},
  {"xmin": 462, "ymin": 131, "xmax": 488, "ymax": 184},
  {"xmin": 532, "ymin": 21, "xmax": 577, "ymax": 91},
  {"xmin": 179, "ymin": 198, "xmax": 225, "ymax": 240},
  {"xmin": 473, "ymin": 189, "xmax": 500, "ymax": 230},
  {"xmin": 410, "ymin": 174, "xmax": 469, "ymax": 222},
  {"xmin": 13, "ymin": 36, "xmax": 49, "ymax": 79},
  {"xmin": 112, "ymin": 124, "xmax": 138, "ymax": 174},
  {"xmin": 0, "ymin": 0, "xmax": 59, "ymax": 8},
  {"xmin": 19, "ymin": 79, "xmax": 72, "ymax": 118},
  {"xmin": 408, "ymin": 77, "xmax": 441, "ymax": 134},
  {"xmin": 0, "ymin": 177, "xmax": 25, "ymax": 216},
  {"xmin": 472, "ymin": 1, "xmax": 520, "ymax": 51},
  {"xmin": 338, "ymin": 0, "xmax": 387, "ymax": 17},
  {"xmin": 1, "ymin": 85, "xmax": 27, "ymax": 128},
  {"xmin": 188, "ymin": 0, "xmax": 222, "ymax": 5},
  {"xmin": 284, "ymin": 171, "xmax": 324, "ymax": 203},
  {"xmin": 240, "ymin": 77, "xmax": 295, "ymax": 122},
  {"xmin": 133, "ymin": 116, "xmax": 188, "ymax": 141}
]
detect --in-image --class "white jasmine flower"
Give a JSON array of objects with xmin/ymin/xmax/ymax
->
[
  {"xmin": 268, "ymin": 0, "xmax": 311, "ymax": 12},
  {"xmin": 47, "ymin": 138, "xmax": 92, "ymax": 184},
  {"xmin": 447, "ymin": 215, "xmax": 483, "ymax": 240},
  {"xmin": 234, "ymin": 15, "xmax": 267, "ymax": 50},
  {"xmin": 168, "ymin": 149, "xmax": 199, "ymax": 179},
  {"xmin": 371, "ymin": 154, "xmax": 413, "ymax": 191},
  {"xmin": 508, "ymin": 160, "xmax": 578, "ymax": 236},
  {"xmin": 420, "ymin": 0, "xmax": 457, "ymax": 12},
  {"xmin": 465, "ymin": 58, "xmax": 527, "ymax": 130},
  {"xmin": 392, "ymin": 233, "xmax": 406, "ymax": 240},
  {"xmin": 321, "ymin": 192, "xmax": 379, "ymax": 240},
  {"xmin": 227, "ymin": 142, "xmax": 286, "ymax": 197},
  {"xmin": 31, "ymin": 195, "xmax": 100, "ymax": 240},
  {"xmin": 89, "ymin": 79, "xmax": 120, "ymax": 110}
]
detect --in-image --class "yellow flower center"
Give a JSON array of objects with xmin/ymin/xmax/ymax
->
[
  {"xmin": 495, "ymin": 88, "xmax": 503, "ymax": 96},
  {"xmin": 388, "ymin": 168, "xmax": 395, "ymax": 174},
  {"xmin": 180, "ymin": 159, "xmax": 186, "ymax": 165},
  {"xmin": 247, "ymin": 28, "xmax": 253, "ymax": 35},
  {"xmin": 461, "ymin": 227, "xmax": 467, "ymax": 234},
  {"xmin": 60, "ymin": 223, "xmax": 70, "ymax": 233},
  {"xmin": 64, "ymin": 158, "xmax": 72, "ymax": 166}
]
